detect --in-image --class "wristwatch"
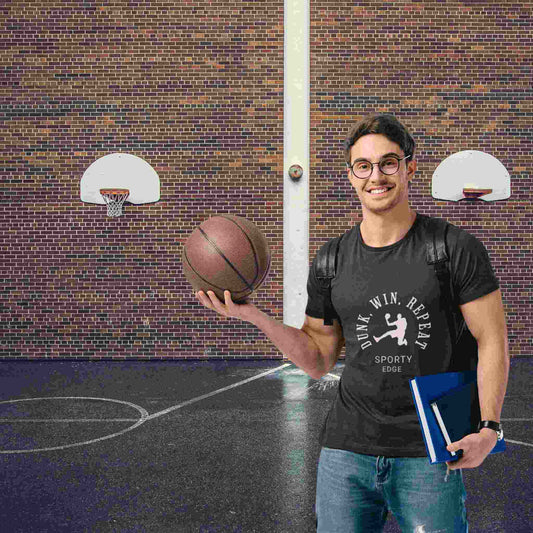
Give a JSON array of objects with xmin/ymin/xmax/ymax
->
[{"xmin": 478, "ymin": 420, "xmax": 504, "ymax": 441}]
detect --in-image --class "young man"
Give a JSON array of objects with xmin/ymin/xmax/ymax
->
[{"xmin": 196, "ymin": 114, "xmax": 509, "ymax": 532}]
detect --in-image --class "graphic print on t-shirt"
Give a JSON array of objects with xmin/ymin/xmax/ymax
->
[
  {"xmin": 373, "ymin": 313, "xmax": 408, "ymax": 346},
  {"xmin": 355, "ymin": 291, "xmax": 432, "ymax": 373}
]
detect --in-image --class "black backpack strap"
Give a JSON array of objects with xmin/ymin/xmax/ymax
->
[
  {"xmin": 422, "ymin": 216, "xmax": 458, "ymax": 343},
  {"xmin": 423, "ymin": 215, "xmax": 478, "ymax": 371},
  {"xmin": 315, "ymin": 234, "xmax": 345, "ymax": 325}
]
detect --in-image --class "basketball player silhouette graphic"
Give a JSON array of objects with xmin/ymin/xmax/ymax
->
[{"xmin": 373, "ymin": 313, "xmax": 408, "ymax": 346}]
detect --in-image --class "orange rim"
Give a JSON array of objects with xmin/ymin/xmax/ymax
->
[
  {"xmin": 100, "ymin": 188, "xmax": 130, "ymax": 196},
  {"xmin": 463, "ymin": 188, "xmax": 492, "ymax": 198}
]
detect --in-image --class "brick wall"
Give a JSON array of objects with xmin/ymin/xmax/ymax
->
[
  {"xmin": 2, "ymin": 1, "xmax": 531, "ymax": 359},
  {"xmin": 310, "ymin": 1, "xmax": 532, "ymax": 358},
  {"xmin": 1, "ymin": 1, "xmax": 284, "ymax": 359}
]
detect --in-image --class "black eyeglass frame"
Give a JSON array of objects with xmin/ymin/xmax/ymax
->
[{"xmin": 346, "ymin": 154, "xmax": 411, "ymax": 179}]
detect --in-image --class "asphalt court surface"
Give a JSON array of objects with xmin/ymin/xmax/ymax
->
[{"xmin": 0, "ymin": 358, "xmax": 531, "ymax": 532}]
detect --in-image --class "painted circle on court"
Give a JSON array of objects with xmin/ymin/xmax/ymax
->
[{"xmin": 0, "ymin": 397, "xmax": 149, "ymax": 454}]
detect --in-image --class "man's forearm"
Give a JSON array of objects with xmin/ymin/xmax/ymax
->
[
  {"xmin": 477, "ymin": 335, "xmax": 509, "ymax": 423},
  {"xmin": 247, "ymin": 307, "xmax": 323, "ymax": 378},
  {"xmin": 195, "ymin": 290, "xmax": 327, "ymax": 378}
]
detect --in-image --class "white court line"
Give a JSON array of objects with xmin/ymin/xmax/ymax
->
[
  {"xmin": 0, "ymin": 397, "xmax": 149, "ymax": 454},
  {"xmin": 0, "ymin": 419, "xmax": 139, "ymax": 423},
  {"xmin": 145, "ymin": 363, "xmax": 291, "ymax": 421},
  {"xmin": 0, "ymin": 363, "xmax": 291, "ymax": 454},
  {"xmin": 506, "ymin": 439, "xmax": 533, "ymax": 448}
]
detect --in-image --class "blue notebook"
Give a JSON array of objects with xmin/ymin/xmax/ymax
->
[{"xmin": 409, "ymin": 371, "xmax": 506, "ymax": 464}]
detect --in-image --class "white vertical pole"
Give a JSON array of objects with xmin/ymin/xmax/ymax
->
[{"xmin": 283, "ymin": 0, "xmax": 309, "ymax": 328}]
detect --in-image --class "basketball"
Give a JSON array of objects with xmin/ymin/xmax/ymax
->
[{"xmin": 182, "ymin": 214, "xmax": 271, "ymax": 303}]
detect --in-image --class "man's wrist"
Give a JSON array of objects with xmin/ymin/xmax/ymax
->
[
  {"xmin": 478, "ymin": 420, "xmax": 504, "ymax": 441},
  {"xmin": 478, "ymin": 427, "xmax": 500, "ymax": 447}
]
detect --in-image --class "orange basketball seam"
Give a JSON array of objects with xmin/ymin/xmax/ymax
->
[
  {"xmin": 255, "ymin": 253, "xmax": 271, "ymax": 288},
  {"xmin": 218, "ymin": 214, "xmax": 262, "ymax": 285},
  {"xmin": 182, "ymin": 248, "xmax": 249, "ymax": 298},
  {"xmin": 198, "ymin": 227, "xmax": 255, "ymax": 293}
]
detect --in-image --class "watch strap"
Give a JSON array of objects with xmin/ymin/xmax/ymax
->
[{"xmin": 478, "ymin": 420, "xmax": 501, "ymax": 432}]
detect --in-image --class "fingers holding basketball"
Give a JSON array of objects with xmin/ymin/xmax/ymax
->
[
  {"xmin": 195, "ymin": 290, "xmax": 227, "ymax": 315},
  {"xmin": 196, "ymin": 290, "xmax": 251, "ymax": 321},
  {"xmin": 195, "ymin": 290, "xmax": 215, "ymax": 311}
]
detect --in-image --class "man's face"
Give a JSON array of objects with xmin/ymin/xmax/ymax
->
[{"xmin": 347, "ymin": 133, "xmax": 416, "ymax": 215}]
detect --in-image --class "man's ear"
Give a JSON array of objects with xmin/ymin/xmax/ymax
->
[{"xmin": 407, "ymin": 159, "xmax": 417, "ymax": 181}]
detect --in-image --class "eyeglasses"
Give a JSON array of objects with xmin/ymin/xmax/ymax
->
[{"xmin": 347, "ymin": 155, "xmax": 410, "ymax": 179}]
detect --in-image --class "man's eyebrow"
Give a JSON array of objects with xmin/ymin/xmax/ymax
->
[{"xmin": 351, "ymin": 152, "xmax": 403, "ymax": 163}]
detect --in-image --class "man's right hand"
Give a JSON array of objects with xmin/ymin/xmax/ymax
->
[{"xmin": 195, "ymin": 290, "xmax": 258, "ymax": 323}]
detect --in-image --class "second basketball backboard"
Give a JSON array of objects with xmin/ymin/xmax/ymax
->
[
  {"xmin": 432, "ymin": 150, "xmax": 510, "ymax": 202},
  {"xmin": 80, "ymin": 153, "xmax": 160, "ymax": 206}
]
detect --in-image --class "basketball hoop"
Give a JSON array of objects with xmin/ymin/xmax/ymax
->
[
  {"xmin": 81, "ymin": 154, "xmax": 160, "ymax": 216},
  {"xmin": 100, "ymin": 189, "xmax": 130, "ymax": 217},
  {"xmin": 462, "ymin": 188, "xmax": 493, "ymax": 201},
  {"xmin": 431, "ymin": 151, "xmax": 510, "ymax": 202}
]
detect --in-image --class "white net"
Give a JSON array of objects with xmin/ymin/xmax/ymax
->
[{"xmin": 100, "ymin": 189, "xmax": 130, "ymax": 217}]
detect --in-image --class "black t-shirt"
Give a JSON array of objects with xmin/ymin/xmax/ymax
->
[{"xmin": 305, "ymin": 213, "xmax": 499, "ymax": 457}]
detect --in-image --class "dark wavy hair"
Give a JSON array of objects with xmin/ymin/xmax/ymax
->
[{"xmin": 344, "ymin": 113, "xmax": 416, "ymax": 165}]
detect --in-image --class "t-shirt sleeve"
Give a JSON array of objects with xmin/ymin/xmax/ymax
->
[{"xmin": 448, "ymin": 227, "xmax": 500, "ymax": 305}]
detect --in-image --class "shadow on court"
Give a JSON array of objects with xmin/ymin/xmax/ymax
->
[{"xmin": 0, "ymin": 358, "xmax": 531, "ymax": 532}]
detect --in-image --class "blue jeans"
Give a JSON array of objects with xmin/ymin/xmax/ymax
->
[{"xmin": 316, "ymin": 447, "xmax": 468, "ymax": 533}]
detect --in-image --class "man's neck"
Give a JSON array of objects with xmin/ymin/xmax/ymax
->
[{"xmin": 360, "ymin": 207, "xmax": 417, "ymax": 248}]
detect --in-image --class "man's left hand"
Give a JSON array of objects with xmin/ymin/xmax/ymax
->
[{"xmin": 446, "ymin": 428, "xmax": 498, "ymax": 470}]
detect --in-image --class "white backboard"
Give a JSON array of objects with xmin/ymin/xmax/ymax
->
[
  {"xmin": 80, "ymin": 153, "xmax": 160, "ymax": 205},
  {"xmin": 432, "ymin": 150, "xmax": 510, "ymax": 202}
]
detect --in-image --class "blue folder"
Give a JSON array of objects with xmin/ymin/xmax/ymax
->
[{"xmin": 409, "ymin": 371, "xmax": 506, "ymax": 464}]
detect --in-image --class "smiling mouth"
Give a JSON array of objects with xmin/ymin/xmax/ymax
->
[{"xmin": 367, "ymin": 185, "xmax": 394, "ymax": 195}]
